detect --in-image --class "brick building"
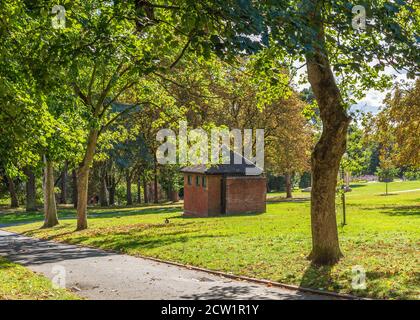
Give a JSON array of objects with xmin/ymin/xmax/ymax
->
[{"xmin": 181, "ymin": 155, "xmax": 266, "ymax": 217}]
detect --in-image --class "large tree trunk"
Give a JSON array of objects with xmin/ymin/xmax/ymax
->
[
  {"xmin": 285, "ymin": 172, "xmax": 293, "ymax": 199},
  {"xmin": 24, "ymin": 168, "xmax": 37, "ymax": 212},
  {"xmin": 153, "ymin": 158, "xmax": 158, "ymax": 203},
  {"xmin": 6, "ymin": 176, "xmax": 19, "ymax": 208},
  {"xmin": 136, "ymin": 176, "xmax": 141, "ymax": 204},
  {"xmin": 72, "ymin": 169, "xmax": 78, "ymax": 208},
  {"xmin": 43, "ymin": 157, "xmax": 59, "ymax": 228},
  {"xmin": 59, "ymin": 161, "xmax": 68, "ymax": 204},
  {"xmin": 76, "ymin": 129, "xmax": 98, "ymax": 230},
  {"xmin": 99, "ymin": 167, "xmax": 109, "ymax": 207},
  {"xmin": 305, "ymin": 6, "xmax": 351, "ymax": 265},
  {"xmin": 143, "ymin": 178, "xmax": 149, "ymax": 203},
  {"xmin": 126, "ymin": 169, "xmax": 133, "ymax": 205}
]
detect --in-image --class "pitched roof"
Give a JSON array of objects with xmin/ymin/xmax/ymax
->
[{"xmin": 181, "ymin": 147, "xmax": 263, "ymax": 176}]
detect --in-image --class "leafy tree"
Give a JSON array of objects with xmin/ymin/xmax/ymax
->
[
  {"xmin": 375, "ymin": 79, "xmax": 420, "ymax": 169},
  {"xmin": 342, "ymin": 122, "xmax": 373, "ymax": 177},
  {"xmin": 249, "ymin": 0, "xmax": 419, "ymax": 264},
  {"xmin": 376, "ymin": 163, "xmax": 399, "ymax": 195}
]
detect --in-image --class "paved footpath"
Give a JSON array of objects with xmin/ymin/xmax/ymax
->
[{"xmin": 0, "ymin": 230, "xmax": 330, "ymax": 300}]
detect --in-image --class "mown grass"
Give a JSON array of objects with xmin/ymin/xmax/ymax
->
[
  {"xmin": 1, "ymin": 181, "xmax": 419, "ymax": 299},
  {"xmin": 0, "ymin": 257, "xmax": 79, "ymax": 300}
]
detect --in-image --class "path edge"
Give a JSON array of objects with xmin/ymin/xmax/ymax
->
[{"xmin": 1, "ymin": 229, "xmax": 366, "ymax": 300}]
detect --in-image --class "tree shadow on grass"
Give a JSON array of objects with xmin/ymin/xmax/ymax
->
[
  {"xmin": 87, "ymin": 206, "xmax": 182, "ymax": 219},
  {"xmin": 0, "ymin": 206, "xmax": 183, "ymax": 228},
  {"xmin": 175, "ymin": 212, "xmax": 266, "ymax": 220},
  {"xmin": 266, "ymin": 197, "xmax": 310, "ymax": 203},
  {"xmin": 348, "ymin": 184, "xmax": 369, "ymax": 189},
  {"xmin": 363, "ymin": 205, "xmax": 420, "ymax": 216},
  {"xmin": 299, "ymin": 263, "xmax": 343, "ymax": 295},
  {"xmin": 64, "ymin": 232, "xmax": 229, "ymax": 252},
  {"xmin": 20, "ymin": 220, "xmax": 226, "ymax": 253}
]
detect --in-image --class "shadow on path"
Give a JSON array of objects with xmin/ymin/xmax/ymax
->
[{"xmin": 0, "ymin": 232, "xmax": 112, "ymax": 266}]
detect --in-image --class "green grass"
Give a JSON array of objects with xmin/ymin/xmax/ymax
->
[
  {"xmin": 0, "ymin": 257, "xmax": 79, "ymax": 300},
  {"xmin": 1, "ymin": 181, "xmax": 419, "ymax": 299}
]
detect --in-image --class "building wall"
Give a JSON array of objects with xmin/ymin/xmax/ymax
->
[
  {"xmin": 183, "ymin": 173, "xmax": 208, "ymax": 217},
  {"xmin": 207, "ymin": 175, "xmax": 222, "ymax": 215},
  {"xmin": 225, "ymin": 176, "xmax": 266, "ymax": 214}
]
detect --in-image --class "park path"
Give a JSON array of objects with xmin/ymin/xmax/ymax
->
[
  {"xmin": 391, "ymin": 188, "xmax": 420, "ymax": 193},
  {"xmin": 0, "ymin": 230, "xmax": 330, "ymax": 300}
]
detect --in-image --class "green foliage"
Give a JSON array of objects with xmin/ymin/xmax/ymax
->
[
  {"xmin": 376, "ymin": 166, "xmax": 399, "ymax": 183},
  {"xmin": 342, "ymin": 123, "xmax": 373, "ymax": 176}
]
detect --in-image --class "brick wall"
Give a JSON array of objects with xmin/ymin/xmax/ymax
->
[
  {"xmin": 225, "ymin": 176, "xmax": 266, "ymax": 214},
  {"xmin": 207, "ymin": 175, "xmax": 222, "ymax": 215},
  {"xmin": 183, "ymin": 173, "xmax": 209, "ymax": 217}
]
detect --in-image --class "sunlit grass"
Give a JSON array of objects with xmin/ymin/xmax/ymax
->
[
  {"xmin": 1, "ymin": 181, "xmax": 419, "ymax": 299},
  {"xmin": 0, "ymin": 257, "xmax": 79, "ymax": 300}
]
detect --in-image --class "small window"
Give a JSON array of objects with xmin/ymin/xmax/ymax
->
[
  {"xmin": 202, "ymin": 176, "xmax": 207, "ymax": 188},
  {"xmin": 187, "ymin": 175, "xmax": 192, "ymax": 185},
  {"xmin": 196, "ymin": 175, "xmax": 200, "ymax": 186}
]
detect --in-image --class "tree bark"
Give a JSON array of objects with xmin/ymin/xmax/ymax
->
[
  {"xmin": 170, "ymin": 190, "xmax": 179, "ymax": 202},
  {"xmin": 99, "ymin": 167, "xmax": 109, "ymax": 207},
  {"xmin": 143, "ymin": 178, "xmax": 149, "ymax": 203},
  {"xmin": 76, "ymin": 129, "xmax": 98, "ymax": 230},
  {"xmin": 6, "ymin": 176, "xmax": 19, "ymax": 208},
  {"xmin": 72, "ymin": 169, "xmax": 78, "ymax": 208},
  {"xmin": 43, "ymin": 157, "xmax": 59, "ymax": 228},
  {"xmin": 126, "ymin": 169, "xmax": 133, "ymax": 205},
  {"xmin": 24, "ymin": 168, "xmax": 37, "ymax": 212},
  {"xmin": 153, "ymin": 158, "xmax": 158, "ymax": 203},
  {"xmin": 136, "ymin": 176, "xmax": 142, "ymax": 204},
  {"xmin": 109, "ymin": 177, "xmax": 116, "ymax": 205},
  {"xmin": 285, "ymin": 172, "xmax": 293, "ymax": 199},
  {"xmin": 305, "ymin": 5, "xmax": 351, "ymax": 265},
  {"xmin": 59, "ymin": 161, "xmax": 68, "ymax": 204}
]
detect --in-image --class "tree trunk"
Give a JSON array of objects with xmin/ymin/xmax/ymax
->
[
  {"xmin": 153, "ymin": 158, "xmax": 158, "ymax": 203},
  {"xmin": 72, "ymin": 169, "xmax": 78, "ymax": 208},
  {"xmin": 305, "ymin": 6, "xmax": 351, "ymax": 265},
  {"xmin": 285, "ymin": 172, "xmax": 293, "ymax": 199},
  {"xmin": 170, "ymin": 190, "xmax": 179, "ymax": 202},
  {"xmin": 43, "ymin": 157, "xmax": 59, "ymax": 228},
  {"xmin": 24, "ymin": 168, "xmax": 37, "ymax": 212},
  {"xmin": 76, "ymin": 129, "xmax": 98, "ymax": 230},
  {"xmin": 99, "ymin": 168, "xmax": 109, "ymax": 207},
  {"xmin": 136, "ymin": 176, "xmax": 141, "ymax": 204},
  {"xmin": 109, "ymin": 178, "xmax": 116, "ymax": 205},
  {"xmin": 143, "ymin": 178, "xmax": 149, "ymax": 203},
  {"xmin": 126, "ymin": 169, "xmax": 133, "ymax": 205},
  {"xmin": 7, "ymin": 176, "xmax": 19, "ymax": 208},
  {"xmin": 59, "ymin": 161, "xmax": 68, "ymax": 204}
]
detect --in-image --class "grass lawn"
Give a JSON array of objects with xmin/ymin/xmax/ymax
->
[
  {"xmin": 1, "ymin": 181, "xmax": 419, "ymax": 299},
  {"xmin": 0, "ymin": 257, "xmax": 79, "ymax": 300}
]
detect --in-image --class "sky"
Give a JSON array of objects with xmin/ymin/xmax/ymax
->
[
  {"xmin": 351, "ymin": 67, "xmax": 410, "ymax": 114},
  {"xmin": 294, "ymin": 65, "xmax": 410, "ymax": 115}
]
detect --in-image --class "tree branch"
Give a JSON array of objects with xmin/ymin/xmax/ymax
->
[
  {"xmin": 99, "ymin": 101, "xmax": 148, "ymax": 135},
  {"xmin": 170, "ymin": 37, "xmax": 193, "ymax": 69}
]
